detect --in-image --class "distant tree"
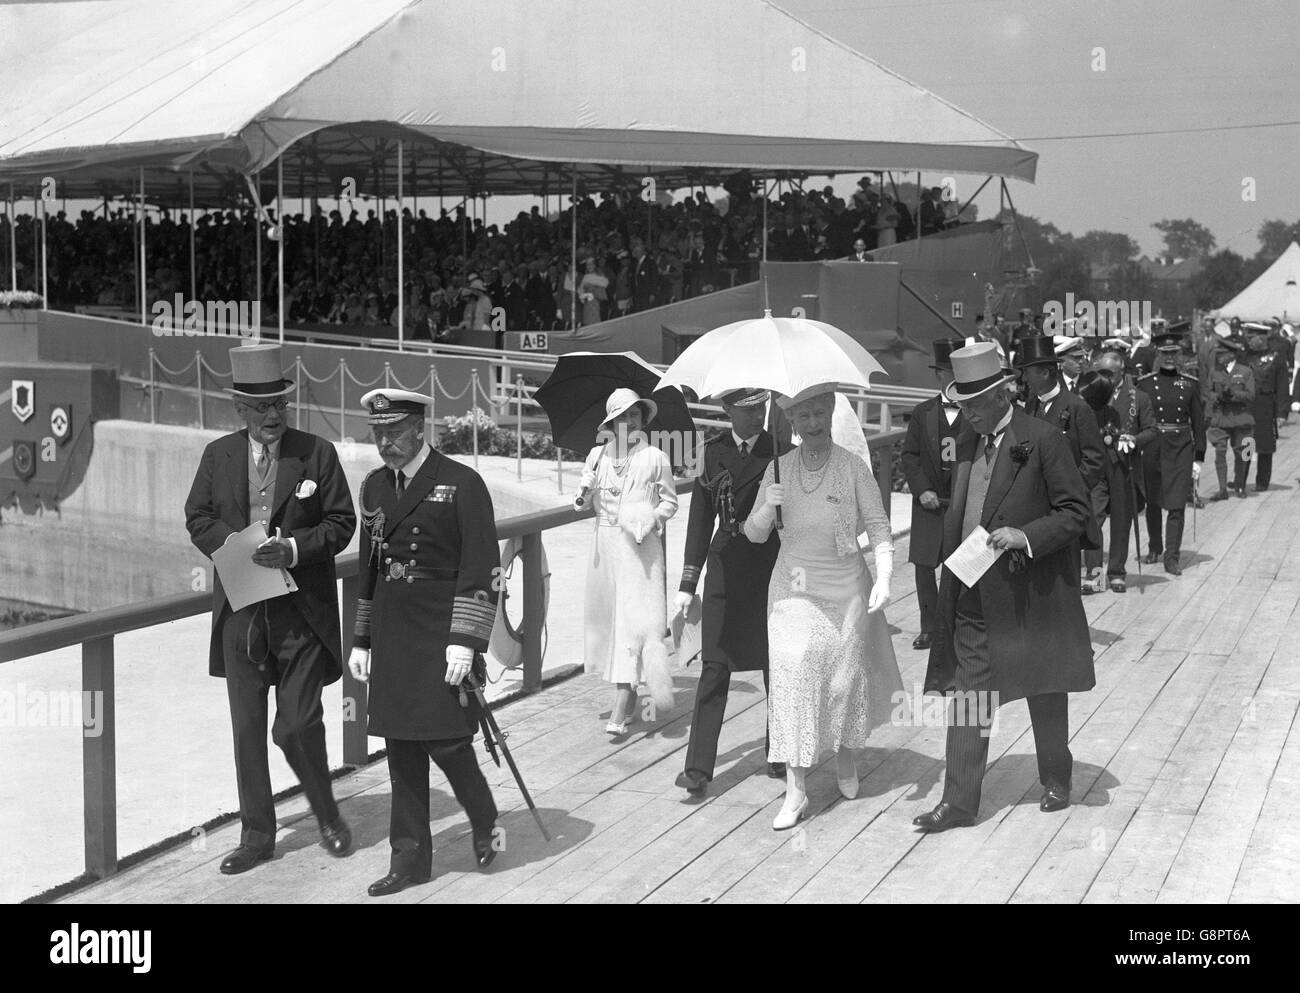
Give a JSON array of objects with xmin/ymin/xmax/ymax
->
[
  {"xmin": 1076, "ymin": 230, "xmax": 1139, "ymax": 267},
  {"xmin": 1255, "ymin": 219, "xmax": 1300, "ymax": 261},
  {"xmin": 1034, "ymin": 247, "xmax": 1093, "ymax": 311},
  {"xmin": 1192, "ymin": 249, "xmax": 1246, "ymax": 310},
  {"xmin": 1152, "ymin": 218, "xmax": 1216, "ymax": 260},
  {"xmin": 1106, "ymin": 259, "xmax": 1154, "ymax": 303}
]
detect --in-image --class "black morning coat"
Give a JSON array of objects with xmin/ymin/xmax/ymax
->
[
  {"xmin": 679, "ymin": 430, "xmax": 780, "ymax": 671},
  {"xmin": 353, "ymin": 448, "xmax": 500, "ymax": 741},
  {"xmin": 185, "ymin": 427, "xmax": 357, "ymax": 681},
  {"xmin": 1024, "ymin": 384, "xmax": 1106, "ymax": 551},
  {"xmin": 900, "ymin": 394, "xmax": 966, "ymax": 569},
  {"xmin": 925, "ymin": 409, "xmax": 1096, "ymax": 704}
]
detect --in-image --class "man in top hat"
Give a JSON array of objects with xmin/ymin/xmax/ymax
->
[
  {"xmin": 184, "ymin": 343, "xmax": 357, "ymax": 874},
  {"xmin": 915, "ymin": 343, "xmax": 1095, "ymax": 831},
  {"xmin": 1015, "ymin": 335, "xmax": 1106, "ymax": 558},
  {"xmin": 901, "ymin": 339, "xmax": 967, "ymax": 651},
  {"xmin": 675, "ymin": 387, "xmax": 789, "ymax": 795},
  {"xmin": 1244, "ymin": 330, "xmax": 1287, "ymax": 491},
  {"xmin": 348, "ymin": 389, "xmax": 501, "ymax": 897},
  {"xmin": 1136, "ymin": 328, "xmax": 1206, "ymax": 574},
  {"xmin": 1206, "ymin": 337, "xmax": 1256, "ymax": 500},
  {"xmin": 1079, "ymin": 354, "xmax": 1157, "ymax": 593}
]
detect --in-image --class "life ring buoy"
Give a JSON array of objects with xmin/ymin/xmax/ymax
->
[{"xmin": 486, "ymin": 535, "xmax": 550, "ymax": 670}]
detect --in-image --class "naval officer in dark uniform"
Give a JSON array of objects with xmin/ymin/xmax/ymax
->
[
  {"xmin": 1206, "ymin": 337, "xmax": 1255, "ymax": 501},
  {"xmin": 676, "ymin": 387, "xmax": 786, "ymax": 794},
  {"xmin": 348, "ymin": 389, "xmax": 501, "ymax": 897},
  {"xmin": 900, "ymin": 339, "xmax": 965, "ymax": 650},
  {"xmin": 1137, "ymin": 329, "xmax": 1206, "ymax": 575}
]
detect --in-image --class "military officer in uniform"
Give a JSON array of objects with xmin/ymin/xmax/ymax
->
[
  {"xmin": 1080, "ymin": 351, "xmax": 1157, "ymax": 593},
  {"xmin": 676, "ymin": 387, "xmax": 786, "ymax": 794},
  {"xmin": 900, "ymin": 339, "xmax": 965, "ymax": 650},
  {"xmin": 348, "ymin": 389, "xmax": 501, "ymax": 897},
  {"xmin": 1137, "ymin": 329, "xmax": 1206, "ymax": 575},
  {"xmin": 1245, "ymin": 331, "xmax": 1287, "ymax": 491},
  {"xmin": 1206, "ymin": 338, "xmax": 1256, "ymax": 500}
]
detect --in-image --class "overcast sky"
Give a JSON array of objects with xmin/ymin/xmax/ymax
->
[{"xmin": 783, "ymin": 0, "xmax": 1298, "ymax": 258}]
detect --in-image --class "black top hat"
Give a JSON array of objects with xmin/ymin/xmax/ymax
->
[
  {"xmin": 1077, "ymin": 369, "xmax": 1116, "ymax": 411},
  {"xmin": 930, "ymin": 338, "xmax": 961, "ymax": 370},
  {"xmin": 1011, "ymin": 335, "xmax": 1060, "ymax": 368}
]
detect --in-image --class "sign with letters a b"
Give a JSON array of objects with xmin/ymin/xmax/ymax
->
[{"xmin": 518, "ymin": 332, "xmax": 549, "ymax": 352}]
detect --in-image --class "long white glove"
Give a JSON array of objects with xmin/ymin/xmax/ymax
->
[
  {"xmin": 348, "ymin": 647, "xmax": 370, "ymax": 683},
  {"xmin": 751, "ymin": 482, "xmax": 784, "ymax": 528},
  {"xmin": 868, "ymin": 546, "xmax": 893, "ymax": 613},
  {"xmin": 445, "ymin": 644, "xmax": 474, "ymax": 685},
  {"xmin": 673, "ymin": 591, "xmax": 694, "ymax": 617},
  {"xmin": 1192, "ymin": 461, "xmax": 1202, "ymax": 481}
]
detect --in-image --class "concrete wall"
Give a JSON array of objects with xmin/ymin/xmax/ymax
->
[{"xmin": 0, "ymin": 420, "xmax": 576, "ymax": 612}]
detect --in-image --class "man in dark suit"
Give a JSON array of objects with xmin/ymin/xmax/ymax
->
[
  {"xmin": 629, "ymin": 237, "xmax": 659, "ymax": 312},
  {"xmin": 184, "ymin": 343, "xmax": 356, "ymax": 874},
  {"xmin": 914, "ymin": 343, "xmax": 1095, "ymax": 832},
  {"xmin": 1016, "ymin": 336, "xmax": 1106, "ymax": 563},
  {"xmin": 1245, "ymin": 331, "xmax": 1287, "ymax": 490},
  {"xmin": 495, "ymin": 266, "xmax": 529, "ymax": 330},
  {"xmin": 900, "ymin": 339, "xmax": 965, "ymax": 651},
  {"xmin": 348, "ymin": 389, "xmax": 501, "ymax": 897},
  {"xmin": 675, "ymin": 388, "xmax": 787, "ymax": 795}
]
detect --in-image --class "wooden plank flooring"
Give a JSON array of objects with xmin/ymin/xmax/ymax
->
[{"xmin": 59, "ymin": 428, "xmax": 1300, "ymax": 903}]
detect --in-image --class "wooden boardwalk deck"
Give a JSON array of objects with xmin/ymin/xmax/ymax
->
[{"xmin": 63, "ymin": 435, "xmax": 1300, "ymax": 904}]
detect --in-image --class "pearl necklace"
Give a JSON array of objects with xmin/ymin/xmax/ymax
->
[{"xmin": 798, "ymin": 445, "xmax": 833, "ymax": 493}]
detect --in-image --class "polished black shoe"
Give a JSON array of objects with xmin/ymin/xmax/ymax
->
[
  {"xmin": 683, "ymin": 769, "xmax": 708, "ymax": 795},
  {"xmin": 1040, "ymin": 784, "xmax": 1071, "ymax": 812},
  {"xmin": 367, "ymin": 870, "xmax": 431, "ymax": 897},
  {"xmin": 1164, "ymin": 557, "xmax": 1182, "ymax": 576},
  {"xmin": 1255, "ymin": 483, "xmax": 1269, "ymax": 492},
  {"xmin": 912, "ymin": 631, "xmax": 933, "ymax": 651},
  {"xmin": 320, "ymin": 817, "xmax": 352, "ymax": 857},
  {"xmin": 912, "ymin": 802, "xmax": 975, "ymax": 833},
  {"xmin": 1210, "ymin": 490, "xmax": 1230, "ymax": 502},
  {"xmin": 767, "ymin": 762, "xmax": 786, "ymax": 779},
  {"xmin": 1143, "ymin": 552, "xmax": 1162, "ymax": 565},
  {"xmin": 473, "ymin": 828, "xmax": 499, "ymax": 869},
  {"xmin": 1235, "ymin": 485, "xmax": 1248, "ymax": 498},
  {"xmin": 219, "ymin": 844, "xmax": 274, "ymax": 875}
]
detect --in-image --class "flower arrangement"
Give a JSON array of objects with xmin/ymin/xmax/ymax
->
[{"xmin": 0, "ymin": 290, "xmax": 44, "ymax": 310}]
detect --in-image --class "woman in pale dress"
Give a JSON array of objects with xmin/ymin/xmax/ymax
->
[
  {"xmin": 577, "ymin": 257, "xmax": 609, "ymax": 327},
  {"xmin": 744, "ymin": 384, "xmax": 903, "ymax": 829},
  {"xmin": 575, "ymin": 388, "xmax": 679, "ymax": 734}
]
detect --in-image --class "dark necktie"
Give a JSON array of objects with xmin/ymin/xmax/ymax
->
[
  {"xmin": 984, "ymin": 433, "xmax": 998, "ymax": 465},
  {"xmin": 738, "ymin": 440, "xmax": 749, "ymax": 458},
  {"xmin": 395, "ymin": 469, "xmax": 406, "ymax": 497}
]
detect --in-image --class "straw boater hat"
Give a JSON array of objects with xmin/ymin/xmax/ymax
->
[
  {"xmin": 942, "ymin": 342, "xmax": 1017, "ymax": 402},
  {"xmin": 775, "ymin": 382, "xmax": 837, "ymax": 411},
  {"xmin": 360, "ymin": 388, "xmax": 433, "ymax": 426},
  {"xmin": 598, "ymin": 387, "xmax": 658, "ymax": 427},
  {"xmin": 225, "ymin": 343, "xmax": 295, "ymax": 398}
]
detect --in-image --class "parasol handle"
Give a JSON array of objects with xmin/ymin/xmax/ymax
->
[{"xmin": 769, "ymin": 395, "xmax": 784, "ymax": 530}]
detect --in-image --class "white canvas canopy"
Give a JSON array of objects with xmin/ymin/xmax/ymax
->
[
  {"xmin": 0, "ymin": 0, "xmax": 1037, "ymax": 197},
  {"xmin": 1212, "ymin": 242, "xmax": 1300, "ymax": 323}
]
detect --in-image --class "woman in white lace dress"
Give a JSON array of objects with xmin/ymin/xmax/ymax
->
[
  {"xmin": 576, "ymin": 388, "xmax": 679, "ymax": 735},
  {"xmin": 744, "ymin": 384, "xmax": 903, "ymax": 829}
]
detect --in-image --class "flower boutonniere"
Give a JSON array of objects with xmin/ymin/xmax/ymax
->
[
  {"xmin": 1007, "ymin": 549, "xmax": 1028, "ymax": 575},
  {"xmin": 1060, "ymin": 408, "xmax": 1073, "ymax": 431},
  {"xmin": 1009, "ymin": 442, "xmax": 1033, "ymax": 466}
]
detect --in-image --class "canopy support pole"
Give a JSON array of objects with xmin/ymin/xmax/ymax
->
[
  {"xmin": 957, "ymin": 175, "xmax": 992, "ymax": 220},
  {"xmin": 39, "ymin": 191, "xmax": 47, "ymax": 309},
  {"xmin": 1000, "ymin": 179, "xmax": 1035, "ymax": 272},
  {"xmin": 139, "ymin": 169, "xmax": 147, "ymax": 328},
  {"xmin": 916, "ymin": 172, "xmax": 922, "ymax": 243},
  {"xmin": 397, "ymin": 138, "xmax": 405, "ymax": 351},
  {"xmin": 761, "ymin": 181, "xmax": 768, "ymax": 262},
  {"xmin": 254, "ymin": 169, "xmax": 262, "ymax": 336},
  {"xmin": 570, "ymin": 164, "xmax": 577, "ymax": 330},
  {"xmin": 8, "ymin": 184, "xmax": 16, "ymax": 290},
  {"xmin": 277, "ymin": 154, "xmax": 285, "ymax": 344},
  {"xmin": 188, "ymin": 171, "xmax": 196, "ymax": 301}
]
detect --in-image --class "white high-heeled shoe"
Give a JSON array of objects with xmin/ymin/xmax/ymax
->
[
  {"xmin": 837, "ymin": 755, "xmax": 859, "ymax": 800},
  {"xmin": 772, "ymin": 793, "xmax": 809, "ymax": 831}
]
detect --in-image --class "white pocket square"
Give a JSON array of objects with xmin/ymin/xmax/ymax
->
[{"xmin": 295, "ymin": 479, "xmax": 318, "ymax": 499}]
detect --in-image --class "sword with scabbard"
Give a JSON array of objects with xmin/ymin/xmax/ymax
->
[{"xmin": 459, "ymin": 670, "xmax": 551, "ymax": 842}]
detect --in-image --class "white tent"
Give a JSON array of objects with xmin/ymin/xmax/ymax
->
[
  {"xmin": 0, "ymin": 0, "xmax": 1037, "ymax": 192},
  {"xmin": 1213, "ymin": 242, "xmax": 1300, "ymax": 323}
]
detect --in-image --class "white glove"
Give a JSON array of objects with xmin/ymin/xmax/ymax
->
[
  {"xmin": 763, "ymin": 482, "xmax": 785, "ymax": 509},
  {"xmin": 347, "ymin": 647, "xmax": 370, "ymax": 683},
  {"xmin": 868, "ymin": 546, "xmax": 893, "ymax": 614},
  {"xmin": 673, "ymin": 591, "xmax": 694, "ymax": 617},
  {"xmin": 445, "ymin": 644, "xmax": 474, "ymax": 686},
  {"xmin": 1192, "ymin": 461, "xmax": 1202, "ymax": 480},
  {"xmin": 1117, "ymin": 434, "xmax": 1135, "ymax": 454}
]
